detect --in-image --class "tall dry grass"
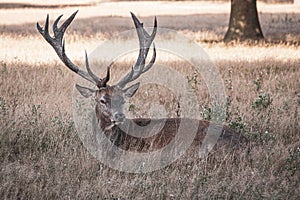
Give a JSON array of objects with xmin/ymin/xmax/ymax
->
[{"xmin": 1, "ymin": 56, "xmax": 299, "ymax": 198}]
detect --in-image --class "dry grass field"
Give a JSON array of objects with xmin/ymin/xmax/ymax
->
[{"xmin": 1, "ymin": 1, "xmax": 300, "ymax": 199}]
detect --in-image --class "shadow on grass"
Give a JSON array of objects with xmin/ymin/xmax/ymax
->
[
  {"xmin": 1, "ymin": 12, "xmax": 300, "ymax": 43},
  {"xmin": 0, "ymin": 3, "xmax": 93, "ymax": 9}
]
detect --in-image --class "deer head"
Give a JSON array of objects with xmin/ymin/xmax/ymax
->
[{"xmin": 37, "ymin": 11, "xmax": 157, "ymax": 131}]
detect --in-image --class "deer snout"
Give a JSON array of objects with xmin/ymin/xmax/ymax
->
[{"xmin": 113, "ymin": 112, "xmax": 125, "ymax": 123}]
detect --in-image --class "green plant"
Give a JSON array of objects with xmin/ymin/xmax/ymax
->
[
  {"xmin": 229, "ymin": 114, "xmax": 247, "ymax": 134},
  {"xmin": 285, "ymin": 145, "xmax": 300, "ymax": 178},
  {"xmin": 252, "ymin": 93, "xmax": 273, "ymax": 110},
  {"xmin": 29, "ymin": 104, "xmax": 42, "ymax": 125},
  {"xmin": 202, "ymin": 105, "xmax": 212, "ymax": 121},
  {"xmin": 0, "ymin": 97, "xmax": 7, "ymax": 117}
]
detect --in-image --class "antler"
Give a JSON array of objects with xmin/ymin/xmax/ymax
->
[
  {"xmin": 116, "ymin": 12, "xmax": 157, "ymax": 88},
  {"xmin": 37, "ymin": 11, "xmax": 110, "ymax": 87}
]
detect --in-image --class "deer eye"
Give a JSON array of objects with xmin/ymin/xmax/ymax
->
[{"xmin": 100, "ymin": 99, "xmax": 106, "ymax": 104}]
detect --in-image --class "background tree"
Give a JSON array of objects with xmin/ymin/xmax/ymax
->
[{"xmin": 224, "ymin": 0, "xmax": 264, "ymax": 42}]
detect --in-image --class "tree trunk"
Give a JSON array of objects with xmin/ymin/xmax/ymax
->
[{"xmin": 224, "ymin": 0, "xmax": 264, "ymax": 42}]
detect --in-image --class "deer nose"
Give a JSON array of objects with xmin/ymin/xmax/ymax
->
[{"xmin": 114, "ymin": 112, "xmax": 125, "ymax": 122}]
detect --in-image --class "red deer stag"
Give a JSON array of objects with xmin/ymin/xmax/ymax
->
[{"xmin": 37, "ymin": 11, "xmax": 247, "ymax": 153}]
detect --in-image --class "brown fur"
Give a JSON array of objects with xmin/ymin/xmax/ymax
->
[{"xmin": 91, "ymin": 85, "xmax": 248, "ymax": 153}]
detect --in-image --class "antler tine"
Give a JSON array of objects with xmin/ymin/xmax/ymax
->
[
  {"xmin": 141, "ymin": 43, "xmax": 156, "ymax": 73},
  {"xmin": 85, "ymin": 51, "xmax": 101, "ymax": 83},
  {"xmin": 99, "ymin": 65, "xmax": 111, "ymax": 87},
  {"xmin": 117, "ymin": 13, "xmax": 157, "ymax": 88},
  {"xmin": 37, "ymin": 11, "xmax": 97, "ymax": 84}
]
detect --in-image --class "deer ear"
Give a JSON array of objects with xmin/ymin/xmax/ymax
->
[
  {"xmin": 123, "ymin": 82, "xmax": 140, "ymax": 97},
  {"xmin": 75, "ymin": 84, "xmax": 96, "ymax": 98}
]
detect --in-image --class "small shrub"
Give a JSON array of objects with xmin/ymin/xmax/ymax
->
[{"xmin": 252, "ymin": 93, "xmax": 273, "ymax": 110}]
